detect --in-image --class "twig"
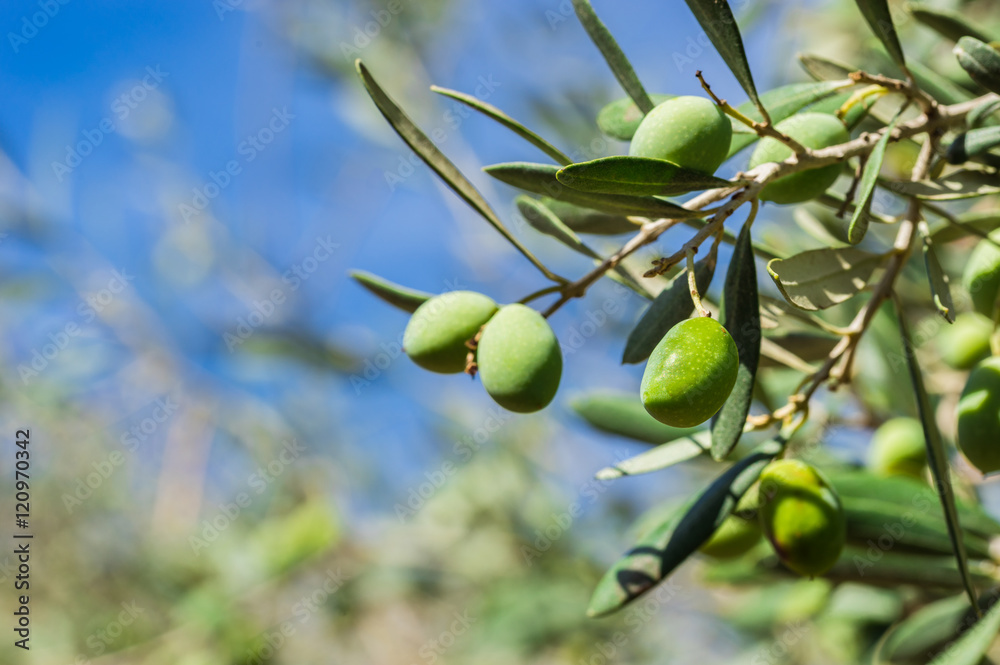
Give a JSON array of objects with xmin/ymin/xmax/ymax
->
[
  {"xmin": 849, "ymin": 70, "xmax": 937, "ymax": 114},
  {"xmin": 686, "ymin": 248, "xmax": 710, "ymax": 317}
]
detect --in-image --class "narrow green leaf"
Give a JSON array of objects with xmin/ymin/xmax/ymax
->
[
  {"xmin": 870, "ymin": 49, "xmax": 976, "ymax": 105},
  {"xmin": 355, "ymin": 61, "xmax": 561, "ymax": 282},
  {"xmin": 596, "ymin": 94, "xmax": 673, "ymax": 141},
  {"xmin": 570, "ymin": 392, "xmax": 703, "ymax": 445},
  {"xmin": 516, "ymin": 197, "xmax": 651, "ymax": 297},
  {"xmin": 539, "ymin": 198, "xmax": 640, "ymax": 235},
  {"xmin": 682, "ymin": 0, "xmax": 763, "ymax": 115},
  {"xmin": 874, "ymin": 593, "xmax": 978, "ymax": 664},
  {"xmin": 484, "ymin": 162, "xmax": 704, "ymax": 218},
  {"xmin": 853, "ymin": 0, "xmax": 907, "ymax": 68},
  {"xmin": 927, "ymin": 595, "xmax": 1000, "ymax": 665},
  {"xmin": 849, "ymin": 115, "xmax": 898, "ymax": 244},
  {"xmin": 430, "ymin": 86, "xmax": 572, "ymax": 165},
  {"xmin": 349, "ymin": 270, "xmax": 431, "ymax": 313},
  {"xmin": 594, "ymin": 432, "xmax": 710, "ymax": 480},
  {"xmin": 955, "ymin": 36, "xmax": 1000, "ymax": 95},
  {"xmin": 930, "ymin": 211, "xmax": 1000, "ymax": 244},
  {"xmin": 909, "ymin": 3, "xmax": 993, "ymax": 44},
  {"xmin": 887, "ymin": 169, "xmax": 1000, "ymax": 200},
  {"xmin": 895, "ymin": 299, "xmax": 979, "ymax": 613},
  {"xmin": 557, "ymin": 156, "xmax": 741, "ymax": 196},
  {"xmin": 587, "ymin": 438, "xmax": 783, "ymax": 617},
  {"xmin": 622, "ymin": 254, "xmax": 717, "ymax": 364},
  {"xmin": 947, "ymin": 126, "xmax": 1000, "ymax": 164},
  {"xmin": 728, "ymin": 81, "xmax": 850, "ymax": 157},
  {"xmin": 767, "ymin": 248, "xmax": 885, "ymax": 310},
  {"xmin": 923, "ymin": 236, "xmax": 957, "ymax": 322},
  {"xmin": 967, "ymin": 98, "xmax": 1000, "ymax": 129},
  {"xmin": 572, "ymin": 0, "xmax": 654, "ymax": 114},
  {"xmin": 798, "ymin": 53, "xmax": 855, "ymax": 81},
  {"xmin": 711, "ymin": 221, "xmax": 760, "ymax": 461}
]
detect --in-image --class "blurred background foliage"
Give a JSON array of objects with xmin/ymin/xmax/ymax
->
[{"xmin": 1, "ymin": 0, "xmax": 999, "ymax": 663}]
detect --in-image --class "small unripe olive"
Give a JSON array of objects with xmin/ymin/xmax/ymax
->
[
  {"xmin": 699, "ymin": 514, "xmax": 762, "ymax": 559},
  {"xmin": 937, "ymin": 312, "xmax": 993, "ymax": 370},
  {"xmin": 640, "ymin": 317, "xmax": 739, "ymax": 428},
  {"xmin": 403, "ymin": 291, "xmax": 498, "ymax": 373},
  {"xmin": 748, "ymin": 113, "xmax": 850, "ymax": 204},
  {"xmin": 476, "ymin": 304, "xmax": 562, "ymax": 413},
  {"xmin": 961, "ymin": 229, "xmax": 1000, "ymax": 317},
  {"xmin": 758, "ymin": 459, "xmax": 846, "ymax": 577},
  {"xmin": 628, "ymin": 96, "xmax": 732, "ymax": 175},
  {"xmin": 957, "ymin": 356, "xmax": 1000, "ymax": 474},
  {"xmin": 867, "ymin": 417, "xmax": 927, "ymax": 479}
]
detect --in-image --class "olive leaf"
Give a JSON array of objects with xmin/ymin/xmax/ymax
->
[
  {"xmin": 853, "ymin": 0, "xmax": 907, "ymax": 69},
  {"xmin": 556, "ymin": 156, "xmax": 742, "ymax": 197},
  {"xmin": 967, "ymin": 98, "xmax": 1000, "ymax": 129},
  {"xmin": 869, "ymin": 50, "xmax": 973, "ymax": 105},
  {"xmin": 484, "ymin": 162, "xmax": 704, "ymax": 218},
  {"xmin": 886, "ymin": 170, "xmax": 1000, "ymax": 200},
  {"xmin": 622, "ymin": 253, "xmax": 717, "ymax": 364},
  {"xmin": 849, "ymin": 115, "xmax": 899, "ymax": 244},
  {"xmin": 349, "ymin": 270, "xmax": 431, "ymax": 313},
  {"xmin": 587, "ymin": 438, "xmax": 784, "ymax": 617},
  {"xmin": 539, "ymin": 198, "xmax": 640, "ymax": 235},
  {"xmin": 711, "ymin": 220, "xmax": 760, "ymax": 461},
  {"xmin": 895, "ymin": 299, "xmax": 980, "ymax": 613},
  {"xmin": 927, "ymin": 591, "xmax": 1000, "ymax": 665},
  {"xmin": 570, "ymin": 392, "xmax": 703, "ymax": 445},
  {"xmin": 727, "ymin": 80, "xmax": 851, "ymax": 157},
  {"xmin": 682, "ymin": 0, "xmax": 765, "ymax": 117},
  {"xmin": 767, "ymin": 248, "xmax": 886, "ymax": 310},
  {"xmin": 955, "ymin": 36, "xmax": 1000, "ymax": 95},
  {"xmin": 922, "ymin": 235, "xmax": 956, "ymax": 322},
  {"xmin": 946, "ymin": 126, "xmax": 1000, "ymax": 164},
  {"xmin": 571, "ymin": 0, "xmax": 654, "ymax": 114},
  {"xmin": 430, "ymin": 86, "xmax": 572, "ymax": 165},
  {"xmin": 930, "ymin": 211, "xmax": 1000, "ymax": 243},
  {"xmin": 909, "ymin": 3, "xmax": 993, "ymax": 44},
  {"xmin": 596, "ymin": 94, "xmax": 674, "ymax": 141},
  {"xmin": 355, "ymin": 61, "xmax": 562, "ymax": 282},
  {"xmin": 798, "ymin": 52, "xmax": 855, "ymax": 81},
  {"xmin": 594, "ymin": 433, "xmax": 711, "ymax": 480},
  {"xmin": 515, "ymin": 197, "xmax": 651, "ymax": 297}
]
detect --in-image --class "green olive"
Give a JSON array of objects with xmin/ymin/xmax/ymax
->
[
  {"xmin": 758, "ymin": 459, "xmax": 846, "ymax": 577},
  {"xmin": 957, "ymin": 356, "xmax": 1000, "ymax": 474},
  {"xmin": 961, "ymin": 229, "xmax": 1000, "ymax": 317},
  {"xmin": 867, "ymin": 417, "xmax": 927, "ymax": 479},
  {"xmin": 403, "ymin": 291, "xmax": 498, "ymax": 373},
  {"xmin": 640, "ymin": 317, "xmax": 739, "ymax": 428},
  {"xmin": 476, "ymin": 304, "xmax": 562, "ymax": 413},
  {"xmin": 748, "ymin": 113, "xmax": 850, "ymax": 204},
  {"xmin": 628, "ymin": 96, "xmax": 732, "ymax": 174},
  {"xmin": 937, "ymin": 312, "xmax": 994, "ymax": 370}
]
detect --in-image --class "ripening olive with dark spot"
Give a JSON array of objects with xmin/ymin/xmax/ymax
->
[
  {"xmin": 476, "ymin": 304, "xmax": 562, "ymax": 413},
  {"xmin": 749, "ymin": 113, "xmax": 850, "ymax": 204},
  {"xmin": 937, "ymin": 312, "xmax": 994, "ymax": 370},
  {"xmin": 640, "ymin": 317, "xmax": 739, "ymax": 428},
  {"xmin": 629, "ymin": 96, "xmax": 733, "ymax": 175},
  {"xmin": 957, "ymin": 356, "xmax": 1000, "ymax": 474},
  {"xmin": 868, "ymin": 417, "xmax": 927, "ymax": 479},
  {"xmin": 962, "ymin": 229, "xmax": 1000, "ymax": 317},
  {"xmin": 758, "ymin": 459, "xmax": 846, "ymax": 577},
  {"xmin": 403, "ymin": 291, "xmax": 498, "ymax": 373}
]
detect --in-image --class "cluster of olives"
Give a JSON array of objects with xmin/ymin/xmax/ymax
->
[
  {"xmin": 699, "ymin": 459, "xmax": 847, "ymax": 578},
  {"xmin": 956, "ymin": 230, "xmax": 1000, "ymax": 475},
  {"xmin": 630, "ymin": 96, "xmax": 851, "ymax": 203},
  {"xmin": 402, "ymin": 291, "xmax": 562, "ymax": 413}
]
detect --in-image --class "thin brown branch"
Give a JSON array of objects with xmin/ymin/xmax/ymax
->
[{"xmin": 849, "ymin": 70, "xmax": 937, "ymax": 114}]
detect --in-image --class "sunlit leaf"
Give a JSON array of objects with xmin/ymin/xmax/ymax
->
[
  {"xmin": 930, "ymin": 211, "xmax": 1000, "ymax": 243},
  {"xmin": 967, "ymin": 98, "xmax": 1000, "ymax": 129},
  {"xmin": 594, "ymin": 433, "xmax": 710, "ymax": 480},
  {"xmin": 955, "ymin": 36, "xmax": 1000, "ymax": 95},
  {"xmin": 849, "ymin": 115, "xmax": 898, "ymax": 244},
  {"xmin": 350, "ymin": 270, "xmax": 431, "ymax": 313},
  {"xmin": 798, "ymin": 53, "xmax": 855, "ymax": 81},
  {"xmin": 887, "ymin": 170, "xmax": 1000, "ymax": 200},
  {"xmin": 947, "ymin": 126, "xmax": 1000, "ymax": 163},
  {"xmin": 923, "ymin": 236, "xmax": 956, "ymax": 322},
  {"xmin": 557, "ymin": 156, "xmax": 741, "ymax": 196},
  {"xmin": 767, "ymin": 248, "xmax": 885, "ymax": 310},
  {"xmin": 929, "ymin": 594, "xmax": 1000, "ymax": 664},
  {"xmin": 539, "ymin": 198, "xmax": 641, "ymax": 234},
  {"xmin": 853, "ymin": 0, "xmax": 906, "ymax": 68}
]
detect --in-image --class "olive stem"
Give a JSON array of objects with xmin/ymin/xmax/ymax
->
[
  {"xmin": 686, "ymin": 248, "xmax": 710, "ymax": 317},
  {"xmin": 835, "ymin": 85, "xmax": 887, "ymax": 121},
  {"xmin": 518, "ymin": 285, "xmax": 563, "ymax": 305},
  {"xmin": 848, "ymin": 70, "xmax": 937, "ymax": 114}
]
